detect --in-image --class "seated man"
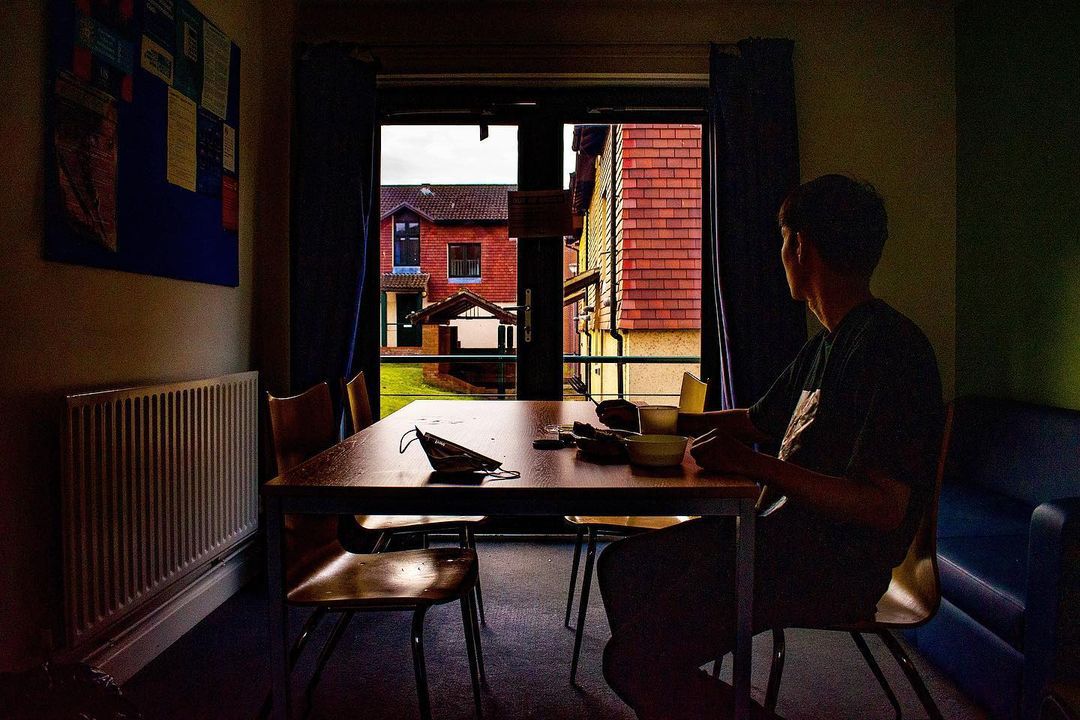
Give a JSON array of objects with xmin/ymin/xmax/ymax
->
[{"xmin": 597, "ymin": 174, "xmax": 944, "ymax": 719}]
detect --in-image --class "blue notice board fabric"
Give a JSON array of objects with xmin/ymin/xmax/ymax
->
[{"xmin": 45, "ymin": 0, "xmax": 240, "ymax": 287}]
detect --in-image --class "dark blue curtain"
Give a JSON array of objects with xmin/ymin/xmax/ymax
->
[
  {"xmin": 703, "ymin": 39, "xmax": 805, "ymax": 409},
  {"xmin": 291, "ymin": 44, "xmax": 379, "ymax": 418}
]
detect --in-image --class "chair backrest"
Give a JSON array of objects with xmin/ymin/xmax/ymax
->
[
  {"xmin": 883, "ymin": 403, "xmax": 954, "ymax": 624},
  {"xmin": 342, "ymin": 370, "xmax": 374, "ymax": 435},
  {"xmin": 267, "ymin": 383, "xmax": 339, "ymax": 475},
  {"xmin": 678, "ymin": 372, "xmax": 708, "ymax": 413},
  {"xmin": 266, "ymin": 383, "xmax": 340, "ymax": 558}
]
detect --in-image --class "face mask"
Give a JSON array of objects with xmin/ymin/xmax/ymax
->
[{"xmin": 400, "ymin": 426, "xmax": 519, "ymax": 479}]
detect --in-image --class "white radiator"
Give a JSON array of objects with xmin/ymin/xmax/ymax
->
[{"xmin": 61, "ymin": 371, "xmax": 259, "ymax": 656}]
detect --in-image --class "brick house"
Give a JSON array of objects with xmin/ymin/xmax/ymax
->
[
  {"xmin": 379, "ymin": 184, "xmax": 517, "ymax": 349},
  {"xmin": 567, "ymin": 124, "xmax": 702, "ymax": 402}
]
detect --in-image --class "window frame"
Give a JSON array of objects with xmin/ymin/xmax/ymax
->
[
  {"xmin": 446, "ymin": 241, "xmax": 482, "ymax": 282},
  {"xmin": 392, "ymin": 211, "xmax": 421, "ymax": 271}
]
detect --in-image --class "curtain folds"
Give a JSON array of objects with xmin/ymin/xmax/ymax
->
[
  {"xmin": 291, "ymin": 44, "xmax": 379, "ymax": 417},
  {"xmin": 703, "ymin": 39, "xmax": 806, "ymax": 410}
]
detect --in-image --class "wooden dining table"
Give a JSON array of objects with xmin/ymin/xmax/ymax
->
[{"xmin": 263, "ymin": 399, "xmax": 760, "ymax": 720}]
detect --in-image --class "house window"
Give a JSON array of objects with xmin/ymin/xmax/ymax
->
[
  {"xmin": 448, "ymin": 243, "xmax": 481, "ymax": 281},
  {"xmin": 393, "ymin": 211, "xmax": 421, "ymax": 270}
]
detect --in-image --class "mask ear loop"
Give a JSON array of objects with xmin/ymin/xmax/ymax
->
[
  {"xmin": 484, "ymin": 468, "xmax": 521, "ymax": 480},
  {"xmin": 399, "ymin": 427, "xmax": 422, "ymax": 454}
]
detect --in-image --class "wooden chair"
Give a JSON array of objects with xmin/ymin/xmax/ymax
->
[
  {"xmin": 341, "ymin": 370, "xmax": 489, "ymax": 622},
  {"xmin": 264, "ymin": 382, "xmax": 484, "ymax": 720},
  {"xmin": 564, "ymin": 371, "xmax": 708, "ymax": 683},
  {"xmin": 760, "ymin": 405, "xmax": 954, "ymax": 719}
]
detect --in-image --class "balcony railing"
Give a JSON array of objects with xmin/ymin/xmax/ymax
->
[
  {"xmin": 379, "ymin": 353, "xmax": 701, "ymax": 417},
  {"xmin": 448, "ymin": 258, "xmax": 481, "ymax": 279}
]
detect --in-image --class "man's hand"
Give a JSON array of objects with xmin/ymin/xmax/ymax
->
[
  {"xmin": 596, "ymin": 399, "xmax": 640, "ymax": 432},
  {"xmin": 689, "ymin": 428, "xmax": 763, "ymax": 478}
]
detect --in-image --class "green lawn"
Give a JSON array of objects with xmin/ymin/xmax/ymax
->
[{"xmin": 380, "ymin": 363, "xmax": 473, "ymax": 417}]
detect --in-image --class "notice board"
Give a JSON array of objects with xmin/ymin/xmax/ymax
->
[{"xmin": 46, "ymin": 0, "xmax": 241, "ymax": 286}]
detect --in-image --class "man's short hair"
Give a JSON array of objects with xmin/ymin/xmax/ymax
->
[{"xmin": 778, "ymin": 174, "xmax": 888, "ymax": 278}]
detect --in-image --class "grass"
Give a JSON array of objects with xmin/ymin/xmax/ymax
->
[{"xmin": 379, "ymin": 363, "xmax": 473, "ymax": 417}]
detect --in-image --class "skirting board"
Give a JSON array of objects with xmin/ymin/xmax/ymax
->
[{"xmin": 79, "ymin": 540, "xmax": 260, "ymax": 684}]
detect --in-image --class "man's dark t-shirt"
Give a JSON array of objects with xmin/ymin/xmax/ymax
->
[{"xmin": 748, "ymin": 299, "xmax": 944, "ymax": 609}]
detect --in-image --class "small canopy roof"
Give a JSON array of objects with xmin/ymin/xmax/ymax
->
[
  {"xmin": 563, "ymin": 267, "xmax": 601, "ymax": 306},
  {"xmin": 408, "ymin": 289, "xmax": 517, "ymax": 326},
  {"xmin": 381, "ymin": 272, "xmax": 430, "ymax": 293}
]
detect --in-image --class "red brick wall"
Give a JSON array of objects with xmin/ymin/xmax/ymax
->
[
  {"xmin": 618, "ymin": 124, "xmax": 701, "ymax": 331},
  {"xmin": 380, "ymin": 216, "xmax": 517, "ymax": 303}
]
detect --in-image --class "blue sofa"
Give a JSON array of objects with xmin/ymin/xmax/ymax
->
[{"xmin": 905, "ymin": 396, "xmax": 1080, "ymax": 720}]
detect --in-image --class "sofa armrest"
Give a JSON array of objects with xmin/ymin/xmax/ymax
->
[{"xmin": 1024, "ymin": 498, "xmax": 1080, "ymax": 720}]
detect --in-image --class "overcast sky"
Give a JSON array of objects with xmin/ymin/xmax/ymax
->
[{"xmin": 381, "ymin": 124, "xmax": 578, "ymax": 187}]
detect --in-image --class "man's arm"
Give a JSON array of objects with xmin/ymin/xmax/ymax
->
[
  {"xmin": 677, "ymin": 409, "xmax": 772, "ymax": 443},
  {"xmin": 690, "ymin": 430, "xmax": 911, "ymax": 531}
]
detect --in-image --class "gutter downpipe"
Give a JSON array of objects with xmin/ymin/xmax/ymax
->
[{"xmin": 607, "ymin": 125, "xmax": 625, "ymax": 399}]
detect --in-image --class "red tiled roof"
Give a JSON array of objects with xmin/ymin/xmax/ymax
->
[
  {"xmin": 381, "ymin": 272, "xmax": 430, "ymax": 292},
  {"xmin": 381, "ymin": 185, "xmax": 516, "ymax": 223}
]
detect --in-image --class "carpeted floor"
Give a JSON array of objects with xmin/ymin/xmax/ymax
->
[{"xmin": 124, "ymin": 540, "xmax": 987, "ymax": 720}]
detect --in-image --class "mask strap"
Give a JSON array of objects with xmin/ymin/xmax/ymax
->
[{"xmin": 399, "ymin": 427, "xmax": 422, "ymax": 454}]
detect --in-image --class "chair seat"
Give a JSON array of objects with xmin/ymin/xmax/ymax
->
[
  {"xmin": 355, "ymin": 514, "xmax": 486, "ymax": 532},
  {"xmin": 564, "ymin": 515, "xmax": 694, "ymax": 530},
  {"xmin": 287, "ymin": 547, "xmax": 477, "ymax": 608}
]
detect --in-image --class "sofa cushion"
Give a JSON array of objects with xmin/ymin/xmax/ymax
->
[
  {"xmin": 938, "ymin": 534, "xmax": 1027, "ymax": 649},
  {"xmin": 948, "ymin": 397, "xmax": 1080, "ymax": 506},
  {"xmin": 938, "ymin": 482, "xmax": 1033, "ymax": 538}
]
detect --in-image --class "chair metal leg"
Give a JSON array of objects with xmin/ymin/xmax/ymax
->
[
  {"xmin": 850, "ymin": 632, "xmax": 902, "ymax": 720},
  {"xmin": 712, "ymin": 655, "xmax": 723, "ymax": 679},
  {"xmin": 764, "ymin": 628, "xmax": 786, "ymax": 714},
  {"xmin": 411, "ymin": 606, "xmax": 433, "ymax": 720},
  {"xmin": 305, "ymin": 611, "xmax": 355, "ymax": 710},
  {"xmin": 570, "ymin": 527, "xmax": 597, "ymax": 685},
  {"xmin": 465, "ymin": 526, "xmax": 486, "ymax": 624},
  {"xmin": 460, "ymin": 594, "xmax": 483, "ymax": 717},
  {"xmin": 565, "ymin": 526, "xmax": 585, "ymax": 627},
  {"xmin": 257, "ymin": 607, "xmax": 328, "ymax": 718},
  {"xmin": 468, "ymin": 588, "xmax": 487, "ymax": 685},
  {"xmin": 876, "ymin": 629, "xmax": 943, "ymax": 720}
]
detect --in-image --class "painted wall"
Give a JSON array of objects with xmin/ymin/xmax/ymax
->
[
  {"xmin": 300, "ymin": 0, "xmax": 957, "ymax": 399},
  {"xmin": 625, "ymin": 331, "xmax": 701, "ymax": 405},
  {"xmin": 955, "ymin": 2, "xmax": 1080, "ymax": 410},
  {"xmin": 0, "ymin": 0, "xmax": 293, "ymax": 669}
]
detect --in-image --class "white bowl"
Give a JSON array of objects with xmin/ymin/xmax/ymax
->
[{"xmin": 625, "ymin": 434, "xmax": 689, "ymax": 467}]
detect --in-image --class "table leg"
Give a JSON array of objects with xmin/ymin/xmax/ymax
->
[
  {"xmin": 733, "ymin": 500, "xmax": 755, "ymax": 720},
  {"xmin": 266, "ymin": 496, "xmax": 290, "ymax": 720}
]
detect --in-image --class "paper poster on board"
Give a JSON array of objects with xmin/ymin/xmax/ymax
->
[
  {"xmin": 200, "ymin": 19, "xmax": 230, "ymax": 119},
  {"xmin": 141, "ymin": 35, "xmax": 174, "ymax": 84},
  {"xmin": 196, "ymin": 109, "xmax": 223, "ymax": 196},
  {"xmin": 166, "ymin": 87, "xmax": 197, "ymax": 191},
  {"xmin": 222, "ymin": 174, "xmax": 239, "ymax": 231},
  {"xmin": 53, "ymin": 73, "xmax": 118, "ymax": 251},
  {"xmin": 222, "ymin": 124, "xmax": 236, "ymax": 173},
  {"xmin": 172, "ymin": 0, "xmax": 202, "ymax": 101}
]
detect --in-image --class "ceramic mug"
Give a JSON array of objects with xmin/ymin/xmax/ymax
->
[{"xmin": 637, "ymin": 405, "xmax": 679, "ymax": 435}]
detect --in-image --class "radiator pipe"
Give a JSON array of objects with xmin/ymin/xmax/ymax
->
[{"xmin": 608, "ymin": 125, "xmax": 625, "ymax": 398}]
